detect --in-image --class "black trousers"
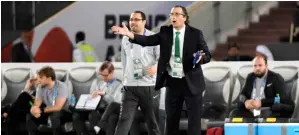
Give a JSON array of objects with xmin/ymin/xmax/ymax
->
[
  {"xmin": 230, "ymin": 108, "xmax": 255, "ymax": 118},
  {"xmin": 230, "ymin": 108, "xmax": 274, "ymax": 118},
  {"xmin": 98, "ymin": 102, "xmax": 121, "ymax": 135},
  {"xmin": 114, "ymin": 86, "xmax": 160, "ymax": 135},
  {"xmin": 73, "ymin": 102, "xmax": 121, "ymax": 135},
  {"xmin": 26, "ymin": 110, "xmax": 72, "ymax": 135},
  {"xmin": 4, "ymin": 92, "xmax": 35, "ymax": 135},
  {"xmin": 72, "ymin": 110, "xmax": 103, "ymax": 135},
  {"xmin": 165, "ymin": 76, "xmax": 203, "ymax": 135}
]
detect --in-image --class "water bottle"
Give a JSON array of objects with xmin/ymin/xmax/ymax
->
[
  {"xmin": 71, "ymin": 94, "xmax": 76, "ymax": 106},
  {"xmin": 274, "ymin": 93, "xmax": 280, "ymax": 104}
]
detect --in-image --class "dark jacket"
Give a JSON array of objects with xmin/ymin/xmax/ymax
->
[
  {"xmin": 11, "ymin": 41, "xmax": 33, "ymax": 62},
  {"xmin": 240, "ymin": 70, "xmax": 295, "ymax": 117},
  {"xmin": 131, "ymin": 25, "xmax": 211, "ymax": 95}
]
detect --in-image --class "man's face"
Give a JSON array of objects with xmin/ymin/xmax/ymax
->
[
  {"xmin": 228, "ymin": 47, "xmax": 240, "ymax": 57},
  {"xmin": 21, "ymin": 32, "xmax": 30, "ymax": 45},
  {"xmin": 100, "ymin": 69, "xmax": 114, "ymax": 82},
  {"xmin": 129, "ymin": 13, "xmax": 146, "ymax": 33},
  {"xmin": 253, "ymin": 57, "xmax": 268, "ymax": 78},
  {"xmin": 170, "ymin": 7, "xmax": 186, "ymax": 29},
  {"xmin": 37, "ymin": 75, "xmax": 50, "ymax": 88}
]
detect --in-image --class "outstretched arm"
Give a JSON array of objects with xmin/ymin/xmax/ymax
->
[{"xmin": 111, "ymin": 22, "xmax": 161, "ymax": 47}]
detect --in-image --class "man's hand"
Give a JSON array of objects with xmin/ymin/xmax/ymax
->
[
  {"xmin": 3, "ymin": 112, "xmax": 8, "ymax": 118},
  {"xmin": 24, "ymin": 78, "xmax": 37, "ymax": 91},
  {"xmin": 147, "ymin": 65, "xmax": 157, "ymax": 77},
  {"xmin": 92, "ymin": 90, "xmax": 105, "ymax": 99},
  {"xmin": 245, "ymin": 100, "xmax": 255, "ymax": 110},
  {"xmin": 92, "ymin": 91, "xmax": 99, "ymax": 99},
  {"xmin": 31, "ymin": 106, "xmax": 41, "ymax": 115},
  {"xmin": 193, "ymin": 50, "xmax": 205, "ymax": 64},
  {"xmin": 252, "ymin": 100, "xmax": 261, "ymax": 109},
  {"xmin": 111, "ymin": 22, "xmax": 130, "ymax": 36},
  {"xmin": 30, "ymin": 106, "xmax": 41, "ymax": 118},
  {"xmin": 33, "ymin": 113, "xmax": 41, "ymax": 119}
]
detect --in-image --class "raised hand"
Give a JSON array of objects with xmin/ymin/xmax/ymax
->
[
  {"xmin": 111, "ymin": 22, "xmax": 130, "ymax": 36},
  {"xmin": 193, "ymin": 50, "xmax": 206, "ymax": 64}
]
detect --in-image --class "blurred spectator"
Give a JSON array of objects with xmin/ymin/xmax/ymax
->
[
  {"xmin": 11, "ymin": 32, "xmax": 34, "ymax": 62},
  {"xmin": 222, "ymin": 43, "xmax": 253, "ymax": 61},
  {"xmin": 280, "ymin": 2, "xmax": 299, "ymax": 43},
  {"xmin": 114, "ymin": 46, "xmax": 121, "ymax": 62},
  {"xmin": 230, "ymin": 56, "xmax": 294, "ymax": 118},
  {"xmin": 73, "ymin": 31, "xmax": 100, "ymax": 62},
  {"xmin": 256, "ymin": 45, "xmax": 274, "ymax": 61},
  {"xmin": 105, "ymin": 45, "xmax": 115, "ymax": 62}
]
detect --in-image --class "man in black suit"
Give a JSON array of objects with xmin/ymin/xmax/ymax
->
[
  {"xmin": 232, "ymin": 56, "xmax": 295, "ymax": 118},
  {"xmin": 112, "ymin": 5, "xmax": 211, "ymax": 135},
  {"xmin": 11, "ymin": 33, "xmax": 34, "ymax": 62}
]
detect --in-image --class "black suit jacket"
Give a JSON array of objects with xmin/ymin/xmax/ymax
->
[
  {"xmin": 11, "ymin": 42, "xmax": 33, "ymax": 62},
  {"xmin": 240, "ymin": 70, "xmax": 295, "ymax": 117},
  {"xmin": 131, "ymin": 25, "xmax": 211, "ymax": 95}
]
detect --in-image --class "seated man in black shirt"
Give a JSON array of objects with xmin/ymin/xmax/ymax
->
[{"xmin": 231, "ymin": 56, "xmax": 295, "ymax": 118}]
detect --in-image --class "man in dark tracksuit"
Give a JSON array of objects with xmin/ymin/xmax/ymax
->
[
  {"xmin": 114, "ymin": 11, "xmax": 161, "ymax": 135},
  {"xmin": 3, "ymin": 75, "xmax": 40, "ymax": 135}
]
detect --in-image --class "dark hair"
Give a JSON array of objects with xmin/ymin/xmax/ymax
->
[
  {"xmin": 37, "ymin": 66, "xmax": 56, "ymax": 80},
  {"xmin": 228, "ymin": 43, "xmax": 240, "ymax": 50},
  {"xmin": 75, "ymin": 31, "xmax": 85, "ymax": 43},
  {"xmin": 133, "ymin": 10, "xmax": 146, "ymax": 20},
  {"xmin": 256, "ymin": 55, "xmax": 268, "ymax": 65},
  {"xmin": 173, "ymin": 5, "xmax": 189, "ymax": 24},
  {"xmin": 100, "ymin": 61, "xmax": 114, "ymax": 73}
]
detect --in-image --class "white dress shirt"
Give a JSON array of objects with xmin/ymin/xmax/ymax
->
[{"xmin": 168, "ymin": 25, "xmax": 186, "ymax": 78}]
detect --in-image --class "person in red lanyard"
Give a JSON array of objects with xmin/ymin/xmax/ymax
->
[
  {"xmin": 26, "ymin": 66, "xmax": 72, "ymax": 135},
  {"xmin": 231, "ymin": 56, "xmax": 295, "ymax": 118}
]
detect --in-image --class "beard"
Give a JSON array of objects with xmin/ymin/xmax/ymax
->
[
  {"xmin": 130, "ymin": 25, "xmax": 137, "ymax": 32},
  {"xmin": 254, "ymin": 71, "xmax": 265, "ymax": 78}
]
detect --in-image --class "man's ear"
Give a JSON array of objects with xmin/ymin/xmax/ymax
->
[{"xmin": 183, "ymin": 16, "xmax": 187, "ymax": 22}]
